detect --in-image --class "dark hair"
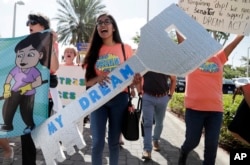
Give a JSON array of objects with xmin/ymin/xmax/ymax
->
[
  {"xmin": 15, "ymin": 32, "xmax": 51, "ymax": 67},
  {"xmin": 27, "ymin": 13, "xmax": 50, "ymax": 29},
  {"xmin": 82, "ymin": 13, "xmax": 122, "ymax": 81}
]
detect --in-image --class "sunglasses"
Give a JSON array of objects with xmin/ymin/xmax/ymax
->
[
  {"xmin": 96, "ymin": 19, "xmax": 112, "ymax": 26},
  {"xmin": 26, "ymin": 19, "xmax": 39, "ymax": 26}
]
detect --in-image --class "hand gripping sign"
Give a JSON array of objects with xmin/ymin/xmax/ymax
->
[{"xmin": 31, "ymin": 4, "xmax": 222, "ymax": 164}]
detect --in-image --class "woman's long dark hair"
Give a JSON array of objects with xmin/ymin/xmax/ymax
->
[{"xmin": 82, "ymin": 13, "xmax": 123, "ymax": 81}]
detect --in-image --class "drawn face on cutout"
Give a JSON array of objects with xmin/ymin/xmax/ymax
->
[{"xmin": 16, "ymin": 45, "xmax": 43, "ymax": 69}]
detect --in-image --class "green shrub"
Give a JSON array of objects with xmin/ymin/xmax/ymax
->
[{"xmin": 168, "ymin": 93, "xmax": 185, "ymax": 117}]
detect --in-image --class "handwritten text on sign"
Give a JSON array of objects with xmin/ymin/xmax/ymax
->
[{"xmin": 178, "ymin": 0, "xmax": 250, "ymax": 35}]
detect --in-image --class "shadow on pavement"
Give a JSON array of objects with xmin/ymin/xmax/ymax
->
[
  {"xmin": 120, "ymin": 145, "xmax": 161, "ymax": 165},
  {"xmin": 157, "ymin": 138, "xmax": 203, "ymax": 165}
]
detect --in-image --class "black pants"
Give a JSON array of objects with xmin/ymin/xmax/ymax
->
[
  {"xmin": 228, "ymin": 99, "xmax": 250, "ymax": 143},
  {"xmin": 21, "ymin": 98, "xmax": 53, "ymax": 164},
  {"xmin": 3, "ymin": 91, "xmax": 35, "ymax": 130},
  {"xmin": 21, "ymin": 133, "xmax": 36, "ymax": 165}
]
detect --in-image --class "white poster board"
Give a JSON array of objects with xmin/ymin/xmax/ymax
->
[
  {"xmin": 56, "ymin": 65, "xmax": 86, "ymax": 107},
  {"xmin": 179, "ymin": 0, "xmax": 250, "ymax": 35}
]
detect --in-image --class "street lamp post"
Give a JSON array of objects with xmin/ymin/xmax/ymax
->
[
  {"xmin": 247, "ymin": 47, "xmax": 250, "ymax": 77},
  {"xmin": 146, "ymin": 0, "xmax": 149, "ymax": 23},
  {"xmin": 12, "ymin": 1, "xmax": 25, "ymax": 37}
]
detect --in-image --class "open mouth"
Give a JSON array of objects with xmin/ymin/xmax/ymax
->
[
  {"xmin": 20, "ymin": 63, "xmax": 27, "ymax": 66},
  {"xmin": 101, "ymin": 29, "xmax": 108, "ymax": 33}
]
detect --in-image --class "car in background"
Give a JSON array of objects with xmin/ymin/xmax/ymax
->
[
  {"xmin": 175, "ymin": 77, "xmax": 236, "ymax": 94},
  {"xmin": 175, "ymin": 77, "xmax": 186, "ymax": 93},
  {"xmin": 233, "ymin": 77, "xmax": 250, "ymax": 87},
  {"xmin": 222, "ymin": 79, "xmax": 235, "ymax": 94}
]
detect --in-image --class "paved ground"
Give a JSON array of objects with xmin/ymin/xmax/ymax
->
[{"xmin": 0, "ymin": 110, "xmax": 229, "ymax": 165}]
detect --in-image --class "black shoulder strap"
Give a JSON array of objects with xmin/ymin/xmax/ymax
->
[
  {"xmin": 121, "ymin": 43, "xmax": 126, "ymax": 60},
  {"xmin": 121, "ymin": 43, "xmax": 132, "ymax": 99}
]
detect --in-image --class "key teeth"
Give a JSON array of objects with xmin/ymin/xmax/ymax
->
[
  {"xmin": 42, "ymin": 143, "xmax": 66, "ymax": 164},
  {"xmin": 61, "ymin": 132, "xmax": 86, "ymax": 156},
  {"xmin": 32, "ymin": 123, "xmax": 86, "ymax": 164},
  {"xmin": 65, "ymin": 146, "xmax": 76, "ymax": 156},
  {"xmin": 54, "ymin": 149, "xmax": 67, "ymax": 162},
  {"xmin": 35, "ymin": 124, "xmax": 86, "ymax": 165}
]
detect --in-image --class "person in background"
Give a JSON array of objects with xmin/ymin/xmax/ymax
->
[
  {"xmin": 62, "ymin": 46, "xmax": 90, "ymax": 124},
  {"xmin": 178, "ymin": 34, "xmax": 244, "ymax": 165},
  {"xmin": 228, "ymin": 82, "xmax": 250, "ymax": 145},
  {"xmin": 22, "ymin": 13, "xmax": 59, "ymax": 165},
  {"xmin": 139, "ymin": 72, "xmax": 176, "ymax": 160},
  {"xmin": 82, "ymin": 13, "xmax": 141, "ymax": 165},
  {"xmin": 62, "ymin": 47, "xmax": 77, "ymax": 66},
  {"xmin": 60, "ymin": 46, "xmax": 85, "ymax": 133}
]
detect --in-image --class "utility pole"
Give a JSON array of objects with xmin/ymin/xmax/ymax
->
[
  {"xmin": 12, "ymin": 1, "xmax": 25, "ymax": 37},
  {"xmin": 147, "ymin": 0, "xmax": 149, "ymax": 23}
]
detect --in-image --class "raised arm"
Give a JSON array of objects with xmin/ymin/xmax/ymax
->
[
  {"xmin": 50, "ymin": 31, "xmax": 59, "ymax": 73},
  {"xmin": 224, "ymin": 35, "xmax": 244, "ymax": 58}
]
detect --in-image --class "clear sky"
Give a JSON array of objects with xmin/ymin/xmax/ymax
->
[{"xmin": 0, "ymin": 0, "xmax": 249, "ymax": 67}]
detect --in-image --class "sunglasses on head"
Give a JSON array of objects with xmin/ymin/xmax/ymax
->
[{"xmin": 26, "ymin": 19, "xmax": 39, "ymax": 26}]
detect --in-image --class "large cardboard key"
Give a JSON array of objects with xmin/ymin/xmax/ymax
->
[{"xmin": 31, "ymin": 4, "xmax": 222, "ymax": 164}]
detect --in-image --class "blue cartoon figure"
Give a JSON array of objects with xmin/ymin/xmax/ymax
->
[{"xmin": 1, "ymin": 32, "xmax": 51, "ymax": 134}]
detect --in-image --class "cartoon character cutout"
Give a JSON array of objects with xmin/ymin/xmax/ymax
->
[{"xmin": 0, "ymin": 32, "xmax": 51, "ymax": 134}]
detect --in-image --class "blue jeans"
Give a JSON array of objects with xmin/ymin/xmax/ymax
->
[
  {"xmin": 181, "ymin": 108, "xmax": 223, "ymax": 165},
  {"xmin": 142, "ymin": 93, "xmax": 170, "ymax": 152},
  {"xmin": 90, "ymin": 92, "xmax": 128, "ymax": 165}
]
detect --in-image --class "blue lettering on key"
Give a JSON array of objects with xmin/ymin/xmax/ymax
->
[
  {"xmin": 79, "ymin": 97, "xmax": 90, "ymax": 110},
  {"xmin": 48, "ymin": 121, "xmax": 58, "ymax": 135},
  {"xmin": 120, "ymin": 64, "xmax": 134, "ymax": 79},
  {"xmin": 89, "ymin": 90, "xmax": 101, "ymax": 103},
  {"xmin": 55, "ymin": 115, "xmax": 63, "ymax": 128},
  {"xmin": 99, "ymin": 85, "xmax": 111, "ymax": 96},
  {"xmin": 110, "ymin": 75, "xmax": 123, "ymax": 88}
]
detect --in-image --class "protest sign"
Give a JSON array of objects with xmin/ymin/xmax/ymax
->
[
  {"xmin": 179, "ymin": 0, "xmax": 250, "ymax": 35},
  {"xmin": 56, "ymin": 65, "xmax": 86, "ymax": 107},
  {"xmin": 0, "ymin": 31, "xmax": 51, "ymax": 137}
]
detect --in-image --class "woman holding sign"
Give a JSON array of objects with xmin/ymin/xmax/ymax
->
[
  {"xmin": 21, "ymin": 13, "xmax": 59, "ymax": 165},
  {"xmin": 82, "ymin": 13, "xmax": 140, "ymax": 165}
]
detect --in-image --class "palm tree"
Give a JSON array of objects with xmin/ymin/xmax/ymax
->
[
  {"xmin": 207, "ymin": 30, "xmax": 230, "ymax": 46},
  {"xmin": 240, "ymin": 55, "xmax": 250, "ymax": 74},
  {"xmin": 54, "ymin": 0, "xmax": 106, "ymax": 45},
  {"xmin": 132, "ymin": 32, "xmax": 140, "ymax": 45}
]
